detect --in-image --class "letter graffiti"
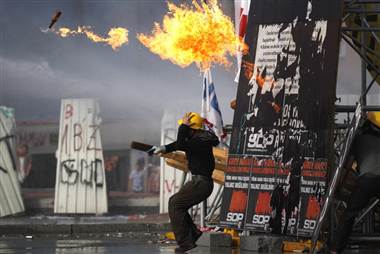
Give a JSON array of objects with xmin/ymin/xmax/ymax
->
[
  {"xmin": 0, "ymin": 166, "xmax": 8, "ymax": 174},
  {"xmin": 61, "ymin": 123, "xmax": 101, "ymax": 153},
  {"xmin": 61, "ymin": 159, "xmax": 78, "ymax": 184},
  {"xmin": 61, "ymin": 159, "xmax": 104, "ymax": 186},
  {"xmin": 65, "ymin": 104, "xmax": 73, "ymax": 119},
  {"xmin": 61, "ymin": 124, "xmax": 69, "ymax": 155},
  {"xmin": 59, "ymin": 102, "xmax": 104, "ymax": 189},
  {"xmin": 81, "ymin": 159, "xmax": 104, "ymax": 186},
  {"xmin": 87, "ymin": 125, "xmax": 101, "ymax": 151},
  {"xmin": 164, "ymin": 179, "xmax": 177, "ymax": 193},
  {"xmin": 73, "ymin": 123, "xmax": 82, "ymax": 151}
]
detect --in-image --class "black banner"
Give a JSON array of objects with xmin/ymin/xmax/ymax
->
[{"xmin": 219, "ymin": 0, "xmax": 342, "ymax": 236}]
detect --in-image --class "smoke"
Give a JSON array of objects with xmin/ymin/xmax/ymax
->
[{"xmin": 0, "ymin": 1, "xmax": 237, "ymax": 145}]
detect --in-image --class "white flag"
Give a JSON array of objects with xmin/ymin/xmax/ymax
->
[{"xmin": 201, "ymin": 69, "xmax": 226, "ymax": 141}]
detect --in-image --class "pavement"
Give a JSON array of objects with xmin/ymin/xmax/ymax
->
[
  {"xmin": 0, "ymin": 235, "xmax": 236, "ymax": 254},
  {"xmin": 2, "ymin": 214, "xmax": 380, "ymax": 253},
  {"xmin": 1, "ymin": 235, "xmax": 380, "ymax": 254},
  {"xmin": 0, "ymin": 214, "xmax": 171, "ymax": 236}
]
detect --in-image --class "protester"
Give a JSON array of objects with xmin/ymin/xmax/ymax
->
[
  {"xmin": 150, "ymin": 112, "xmax": 219, "ymax": 253},
  {"xmin": 330, "ymin": 112, "xmax": 380, "ymax": 253}
]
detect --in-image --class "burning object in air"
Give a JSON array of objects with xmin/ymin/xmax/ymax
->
[
  {"xmin": 137, "ymin": 0, "xmax": 248, "ymax": 71},
  {"xmin": 49, "ymin": 11, "xmax": 62, "ymax": 29},
  {"xmin": 53, "ymin": 26, "xmax": 129, "ymax": 51}
]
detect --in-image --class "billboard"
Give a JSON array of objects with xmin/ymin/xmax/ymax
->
[{"xmin": 220, "ymin": 0, "xmax": 342, "ymax": 236}]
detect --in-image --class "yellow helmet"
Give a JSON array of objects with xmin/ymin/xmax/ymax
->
[
  {"xmin": 367, "ymin": 111, "xmax": 380, "ymax": 128},
  {"xmin": 177, "ymin": 112, "xmax": 204, "ymax": 130}
]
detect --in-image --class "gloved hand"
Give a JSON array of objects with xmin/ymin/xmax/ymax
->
[{"xmin": 147, "ymin": 145, "xmax": 166, "ymax": 155}]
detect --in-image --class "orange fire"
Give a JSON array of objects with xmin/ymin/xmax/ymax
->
[
  {"xmin": 55, "ymin": 26, "xmax": 128, "ymax": 51},
  {"xmin": 137, "ymin": 0, "xmax": 248, "ymax": 71}
]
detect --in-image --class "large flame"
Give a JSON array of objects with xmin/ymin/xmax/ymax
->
[
  {"xmin": 137, "ymin": 0, "xmax": 247, "ymax": 71},
  {"xmin": 55, "ymin": 26, "xmax": 128, "ymax": 51}
]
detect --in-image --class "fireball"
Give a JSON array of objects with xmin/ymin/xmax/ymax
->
[{"xmin": 137, "ymin": 0, "xmax": 248, "ymax": 71}]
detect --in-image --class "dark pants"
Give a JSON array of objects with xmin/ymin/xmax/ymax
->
[
  {"xmin": 332, "ymin": 174, "xmax": 380, "ymax": 252},
  {"xmin": 168, "ymin": 175, "xmax": 213, "ymax": 246}
]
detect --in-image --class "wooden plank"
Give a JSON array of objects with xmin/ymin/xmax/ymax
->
[
  {"xmin": 162, "ymin": 150, "xmax": 227, "ymax": 172},
  {"xmin": 165, "ymin": 158, "xmax": 225, "ymax": 185},
  {"xmin": 213, "ymin": 147, "xmax": 228, "ymax": 164}
]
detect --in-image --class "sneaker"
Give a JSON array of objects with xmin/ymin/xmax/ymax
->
[{"xmin": 174, "ymin": 243, "xmax": 197, "ymax": 253}]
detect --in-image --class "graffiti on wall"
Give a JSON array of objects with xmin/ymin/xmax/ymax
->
[
  {"xmin": 0, "ymin": 166, "xmax": 8, "ymax": 174},
  {"xmin": 61, "ymin": 159, "xmax": 103, "ymax": 186},
  {"xmin": 164, "ymin": 179, "xmax": 178, "ymax": 194},
  {"xmin": 59, "ymin": 103, "xmax": 104, "ymax": 187}
]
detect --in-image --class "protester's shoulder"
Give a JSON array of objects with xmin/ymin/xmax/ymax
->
[
  {"xmin": 205, "ymin": 129, "xmax": 218, "ymax": 138},
  {"xmin": 195, "ymin": 129, "xmax": 219, "ymax": 143}
]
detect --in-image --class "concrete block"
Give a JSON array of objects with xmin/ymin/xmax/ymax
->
[
  {"xmin": 197, "ymin": 232, "xmax": 232, "ymax": 247},
  {"xmin": 240, "ymin": 234, "xmax": 283, "ymax": 253}
]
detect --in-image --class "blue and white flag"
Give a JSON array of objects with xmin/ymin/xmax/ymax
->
[{"xmin": 201, "ymin": 69, "xmax": 226, "ymax": 141}]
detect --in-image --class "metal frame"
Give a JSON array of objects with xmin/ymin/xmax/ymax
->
[{"xmin": 329, "ymin": 0, "xmax": 380, "ymax": 243}]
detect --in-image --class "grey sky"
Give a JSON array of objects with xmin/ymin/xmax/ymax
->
[
  {"xmin": 0, "ymin": 0, "xmax": 237, "ymax": 145},
  {"xmin": 0, "ymin": 0, "xmax": 378, "ymax": 146}
]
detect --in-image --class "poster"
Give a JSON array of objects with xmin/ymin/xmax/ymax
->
[{"xmin": 220, "ymin": 0, "xmax": 342, "ymax": 236}]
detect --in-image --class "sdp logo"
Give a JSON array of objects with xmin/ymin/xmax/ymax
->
[{"xmin": 226, "ymin": 212, "xmax": 244, "ymax": 222}]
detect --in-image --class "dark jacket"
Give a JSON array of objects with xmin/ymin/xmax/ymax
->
[
  {"xmin": 165, "ymin": 124, "xmax": 219, "ymax": 178},
  {"xmin": 353, "ymin": 122, "xmax": 380, "ymax": 176}
]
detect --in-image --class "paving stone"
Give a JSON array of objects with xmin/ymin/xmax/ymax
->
[
  {"xmin": 240, "ymin": 234, "xmax": 284, "ymax": 253},
  {"xmin": 197, "ymin": 232, "xmax": 232, "ymax": 247}
]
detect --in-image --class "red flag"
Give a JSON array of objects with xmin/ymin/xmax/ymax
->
[
  {"xmin": 238, "ymin": 1, "xmax": 250, "ymax": 38},
  {"xmin": 235, "ymin": 0, "xmax": 251, "ymax": 82}
]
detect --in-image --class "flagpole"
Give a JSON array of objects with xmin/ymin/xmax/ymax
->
[
  {"xmin": 207, "ymin": 69, "xmax": 211, "ymax": 112},
  {"xmin": 205, "ymin": 69, "xmax": 210, "ymax": 112}
]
